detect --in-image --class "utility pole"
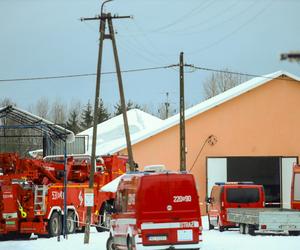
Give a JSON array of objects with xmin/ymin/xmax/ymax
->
[
  {"xmin": 107, "ymin": 14, "xmax": 135, "ymax": 170},
  {"xmin": 179, "ymin": 52, "xmax": 186, "ymax": 171},
  {"xmin": 164, "ymin": 92, "xmax": 170, "ymax": 118},
  {"xmin": 80, "ymin": 0, "xmax": 133, "ymax": 244}
]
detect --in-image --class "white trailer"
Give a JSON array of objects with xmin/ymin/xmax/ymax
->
[{"xmin": 227, "ymin": 208, "xmax": 300, "ymax": 236}]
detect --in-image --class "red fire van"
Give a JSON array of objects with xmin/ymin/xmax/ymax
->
[
  {"xmin": 106, "ymin": 171, "xmax": 202, "ymax": 250},
  {"xmin": 207, "ymin": 182, "xmax": 265, "ymax": 231}
]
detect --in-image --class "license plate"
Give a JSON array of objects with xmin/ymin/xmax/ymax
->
[
  {"xmin": 177, "ymin": 229, "xmax": 193, "ymax": 242},
  {"xmin": 148, "ymin": 235, "xmax": 167, "ymax": 241},
  {"xmin": 279, "ymin": 225, "xmax": 296, "ymax": 230}
]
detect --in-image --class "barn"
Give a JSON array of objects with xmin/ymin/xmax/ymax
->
[{"xmin": 113, "ymin": 70, "xmax": 300, "ymax": 213}]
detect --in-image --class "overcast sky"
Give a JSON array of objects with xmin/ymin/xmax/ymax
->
[{"xmin": 0, "ymin": 0, "xmax": 299, "ymax": 112}]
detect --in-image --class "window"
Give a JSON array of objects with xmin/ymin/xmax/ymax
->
[
  {"xmin": 226, "ymin": 188, "xmax": 260, "ymax": 203},
  {"xmin": 294, "ymin": 174, "xmax": 300, "ymax": 201}
]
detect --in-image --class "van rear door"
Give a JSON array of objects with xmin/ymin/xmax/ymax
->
[{"xmin": 138, "ymin": 173, "xmax": 201, "ymax": 246}]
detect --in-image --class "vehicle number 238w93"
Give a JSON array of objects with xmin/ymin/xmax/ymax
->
[{"xmin": 173, "ymin": 195, "xmax": 192, "ymax": 203}]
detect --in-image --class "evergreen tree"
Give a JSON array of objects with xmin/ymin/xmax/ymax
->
[
  {"xmin": 80, "ymin": 101, "xmax": 93, "ymax": 130},
  {"xmin": 97, "ymin": 99, "xmax": 110, "ymax": 124},
  {"xmin": 66, "ymin": 110, "xmax": 81, "ymax": 134},
  {"xmin": 114, "ymin": 100, "xmax": 141, "ymax": 116}
]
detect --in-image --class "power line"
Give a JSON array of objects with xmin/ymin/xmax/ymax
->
[
  {"xmin": 185, "ymin": 0, "xmax": 273, "ymax": 55},
  {"xmin": 188, "ymin": 65, "xmax": 298, "ymax": 82},
  {"xmin": 0, "ymin": 65, "xmax": 172, "ymax": 83},
  {"xmin": 1, "ymin": 64, "xmax": 297, "ymax": 84}
]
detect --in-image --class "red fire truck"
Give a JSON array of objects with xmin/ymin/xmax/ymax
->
[
  {"xmin": 106, "ymin": 169, "xmax": 202, "ymax": 250},
  {"xmin": 0, "ymin": 152, "xmax": 127, "ymax": 240},
  {"xmin": 291, "ymin": 165, "xmax": 300, "ymax": 210},
  {"xmin": 207, "ymin": 182, "xmax": 265, "ymax": 231}
]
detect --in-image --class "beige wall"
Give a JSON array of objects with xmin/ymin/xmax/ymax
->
[{"xmin": 121, "ymin": 77, "xmax": 300, "ymax": 213}]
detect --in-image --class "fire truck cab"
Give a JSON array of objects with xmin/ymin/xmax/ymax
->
[
  {"xmin": 107, "ymin": 170, "xmax": 202, "ymax": 250},
  {"xmin": 207, "ymin": 182, "xmax": 265, "ymax": 231},
  {"xmin": 291, "ymin": 165, "xmax": 300, "ymax": 210}
]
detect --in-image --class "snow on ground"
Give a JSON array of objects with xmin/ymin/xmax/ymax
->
[{"xmin": 1, "ymin": 217, "xmax": 300, "ymax": 250}]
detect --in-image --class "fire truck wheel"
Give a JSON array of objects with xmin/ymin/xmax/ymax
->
[
  {"xmin": 48, "ymin": 211, "xmax": 62, "ymax": 237},
  {"xmin": 20, "ymin": 233, "xmax": 32, "ymax": 239},
  {"xmin": 106, "ymin": 235, "xmax": 115, "ymax": 250},
  {"xmin": 66, "ymin": 211, "xmax": 76, "ymax": 234},
  {"xmin": 127, "ymin": 236, "xmax": 135, "ymax": 250}
]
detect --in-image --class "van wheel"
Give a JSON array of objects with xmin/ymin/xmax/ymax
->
[
  {"xmin": 127, "ymin": 236, "xmax": 135, "ymax": 250},
  {"xmin": 218, "ymin": 217, "xmax": 224, "ymax": 232},
  {"xmin": 239, "ymin": 224, "xmax": 245, "ymax": 234},
  {"xmin": 48, "ymin": 211, "xmax": 62, "ymax": 237},
  {"xmin": 289, "ymin": 231, "xmax": 300, "ymax": 236},
  {"xmin": 106, "ymin": 235, "xmax": 115, "ymax": 250},
  {"xmin": 66, "ymin": 211, "xmax": 76, "ymax": 234},
  {"xmin": 245, "ymin": 224, "xmax": 255, "ymax": 236},
  {"xmin": 208, "ymin": 216, "xmax": 214, "ymax": 230}
]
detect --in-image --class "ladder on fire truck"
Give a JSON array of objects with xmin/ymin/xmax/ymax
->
[{"xmin": 34, "ymin": 185, "xmax": 48, "ymax": 215}]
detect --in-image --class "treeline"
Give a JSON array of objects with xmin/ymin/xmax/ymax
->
[{"xmin": 0, "ymin": 97, "xmax": 178, "ymax": 134}]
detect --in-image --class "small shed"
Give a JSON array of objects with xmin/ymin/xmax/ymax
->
[{"xmin": 0, "ymin": 105, "xmax": 74, "ymax": 156}]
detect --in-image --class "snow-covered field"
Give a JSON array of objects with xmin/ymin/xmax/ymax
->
[{"xmin": 1, "ymin": 217, "xmax": 299, "ymax": 250}]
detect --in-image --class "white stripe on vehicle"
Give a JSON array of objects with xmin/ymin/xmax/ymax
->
[{"xmin": 141, "ymin": 221, "xmax": 199, "ymax": 230}]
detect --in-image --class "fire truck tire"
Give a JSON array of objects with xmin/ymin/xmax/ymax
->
[
  {"xmin": 76, "ymin": 226, "xmax": 85, "ymax": 233},
  {"xmin": 127, "ymin": 236, "xmax": 135, "ymax": 250},
  {"xmin": 20, "ymin": 233, "xmax": 32, "ymax": 239},
  {"xmin": 48, "ymin": 211, "xmax": 62, "ymax": 237},
  {"xmin": 66, "ymin": 211, "xmax": 76, "ymax": 234},
  {"xmin": 106, "ymin": 235, "xmax": 115, "ymax": 250}
]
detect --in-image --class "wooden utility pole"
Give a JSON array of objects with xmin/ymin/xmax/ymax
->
[
  {"xmin": 81, "ymin": 0, "xmax": 133, "ymax": 244},
  {"xmin": 179, "ymin": 52, "xmax": 186, "ymax": 171},
  {"xmin": 165, "ymin": 92, "xmax": 170, "ymax": 118},
  {"xmin": 107, "ymin": 14, "xmax": 135, "ymax": 169}
]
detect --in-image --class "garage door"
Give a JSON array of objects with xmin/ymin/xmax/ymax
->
[
  {"xmin": 281, "ymin": 157, "xmax": 297, "ymax": 209},
  {"xmin": 207, "ymin": 158, "xmax": 227, "ymax": 197}
]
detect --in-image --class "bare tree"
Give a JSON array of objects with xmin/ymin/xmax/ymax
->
[
  {"xmin": 203, "ymin": 70, "xmax": 246, "ymax": 99},
  {"xmin": 0, "ymin": 98, "xmax": 16, "ymax": 107},
  {"xmin": 35, "ymin": 97, "xmax": 50, "ymax": 119},
  {"xmin": 51, "ymin": 99, "xmax": 67, "ymax": 125}
]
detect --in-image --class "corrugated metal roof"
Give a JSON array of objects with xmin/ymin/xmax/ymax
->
[{"xmin": 0, "ymin": 105, "xmax": 75, "ymax": 142}]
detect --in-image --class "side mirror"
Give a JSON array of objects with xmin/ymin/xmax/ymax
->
[{"xmin": 206, "ymin": 197, "xmax": 212, "ymax": 204}]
